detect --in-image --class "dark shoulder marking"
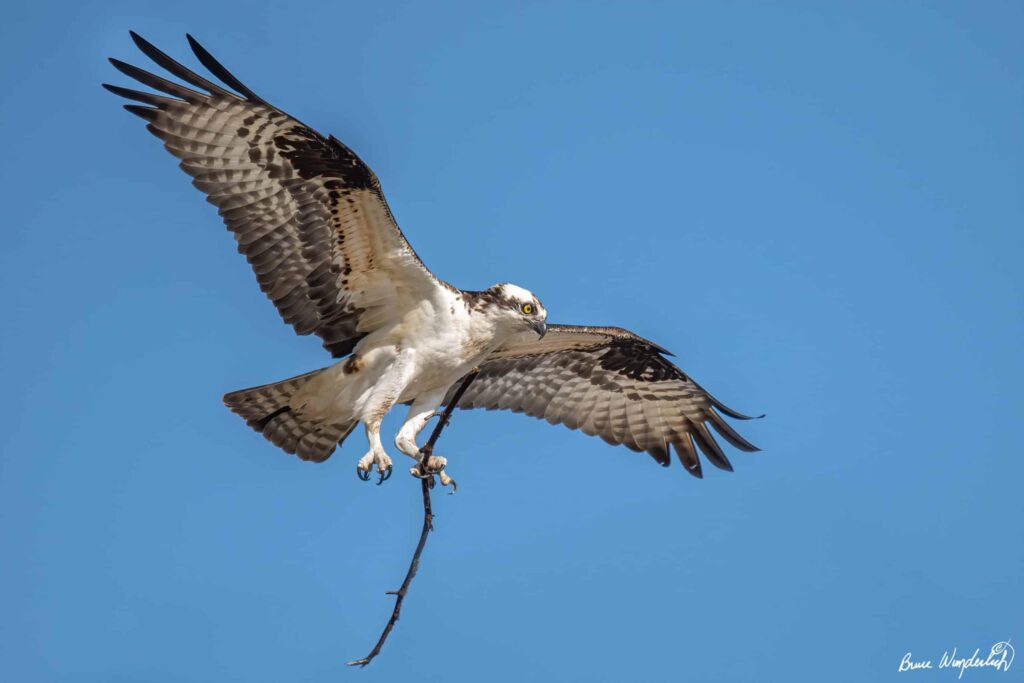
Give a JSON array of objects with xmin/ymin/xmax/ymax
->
[{"xmin": 462, "ymin": 288, "xmax": 502, "ymax": 312}]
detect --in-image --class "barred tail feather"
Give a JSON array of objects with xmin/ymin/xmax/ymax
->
[{"xmin": 223, "ymin": 368, "xmax": 356, "ymax": 462}]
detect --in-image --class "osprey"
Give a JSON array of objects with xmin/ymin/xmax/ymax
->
[{"xmin": 104, "ymin": 33, "xmax": 760, "ymax": 487}]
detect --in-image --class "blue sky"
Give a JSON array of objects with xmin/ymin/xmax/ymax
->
[{"xmin": 2, "ymin": 1, "xmax": 1022, "ymax": 681}]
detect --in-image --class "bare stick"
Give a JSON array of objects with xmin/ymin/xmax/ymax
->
[{"xmin": 346, "ymin": 369, "xmax": 479, "ymax": 668}]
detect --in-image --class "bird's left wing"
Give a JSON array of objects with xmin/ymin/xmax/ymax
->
[
  {"xmin": 449, "ymin": 324, "xmax": 761, "ymax": 477},
  {"xmin": 104, "ymin": 33, "xmax": 452, "ymax": 357}
]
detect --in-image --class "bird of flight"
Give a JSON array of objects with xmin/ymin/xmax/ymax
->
[{"xmin": 104, "ymin": 33, "xmax": 760, "ymax": 489}]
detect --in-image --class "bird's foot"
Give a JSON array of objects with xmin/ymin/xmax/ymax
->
[
  {"xmin": 357, "ymin": 451, "xmax": 393, "ymax": 485},
  {"xmin": 409, "ymin": 455, "xmax": 457, "ymax": 493}
]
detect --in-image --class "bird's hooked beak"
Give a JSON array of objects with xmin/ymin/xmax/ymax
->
[{"xmin": 531, "ymin": 320, "xmax": 547, "ymax": 338}]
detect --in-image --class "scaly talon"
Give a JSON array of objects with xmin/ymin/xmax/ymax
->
[
  {"xmin": 357, "ymin": 449, "xmax": 393, "ymax": 484},
  {"xmin": 409, "ymin": 455, "xmax": 457, "ymax": 490}
]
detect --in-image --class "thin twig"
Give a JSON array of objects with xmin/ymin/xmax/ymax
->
[{"xmin": 346, "ymin": 369, "xmax": 479, "ymax": 668}]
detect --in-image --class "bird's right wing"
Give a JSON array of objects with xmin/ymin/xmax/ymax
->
[{"xmin": 105, "ymin": 33, "xmax": 454, "ymax": 357}]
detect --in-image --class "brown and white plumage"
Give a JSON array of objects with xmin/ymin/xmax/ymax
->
[
  {"xmin": 449, "ymin": 325, "xmax": 760, "ymax": 477},
  {"xmin": 223, "ymin": 368, "xmax": 355, "ymax": 462},
  {"xmin": 104, "ymin": 31, "xmax": 450, "ymax": 358},
  {"xmin": 105, "ymin": 34, "xmax": 760, "ymax": 483}
]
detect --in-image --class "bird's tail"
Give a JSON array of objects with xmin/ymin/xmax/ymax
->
[{"xmin": 223, "ymin": 368, "xmax": 357, "ymax": 462}]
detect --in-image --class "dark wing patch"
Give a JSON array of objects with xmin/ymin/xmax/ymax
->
[
  {"xmin": 448, "ymin": 324, "xmax": 761, "ymax": 476},
  {"xmin": 105, "ymin": 33, "xmax": 449, "ymax": 357}
]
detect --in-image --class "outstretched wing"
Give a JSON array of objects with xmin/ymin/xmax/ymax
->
[
  {"xmin": 104, "ymin": 33, "xmax": 452, "ymax": 357},
  {"xmin": 450, "ymin": 325, "xmax": 761, "ymax": 477}
]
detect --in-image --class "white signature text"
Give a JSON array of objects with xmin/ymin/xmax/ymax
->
[{"xmin": 898, "ymin": 641, "xmax": 1014, "ymax": 679}]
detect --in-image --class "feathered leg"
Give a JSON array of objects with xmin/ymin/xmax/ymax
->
[{"xmin": 355, "ymin": 353, "xmax": 412, "ymax": 484}]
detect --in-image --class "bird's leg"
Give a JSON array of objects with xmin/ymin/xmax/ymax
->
[
  {"xmin": 396, "ymin": 389, "xmax": 454, "ymax": 487},
  {"xmin": 354, "ymin": 355, "xmax": 417, "ymax": 485},
  {"xmin": 356, "ymin": 415, "xmax": 394, "ymax": 484}
]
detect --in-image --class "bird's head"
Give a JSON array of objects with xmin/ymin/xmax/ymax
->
[{"xmin": 479, "ymin": 283, "xmax": 548, "ymax": 338}]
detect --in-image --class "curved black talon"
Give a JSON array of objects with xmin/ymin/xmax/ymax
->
[
  {"xmin": 357, "ymin": 466, "xmax": 370, "ymax": 481},
  {"xmin": 377, "ymin": 465, "xmax": 392, "ymax": 485}
]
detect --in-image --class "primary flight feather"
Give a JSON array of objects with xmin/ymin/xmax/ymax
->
[{"xmin": 104, "ymin": 32, "xmax": 760, "ymax": 486}]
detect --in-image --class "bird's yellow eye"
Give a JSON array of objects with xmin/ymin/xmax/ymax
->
[{"xmin": 521, "ymin": 303, "xmax": 534, "ymax": 315}]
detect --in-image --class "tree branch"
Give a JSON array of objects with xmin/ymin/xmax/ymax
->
[{"xmin": 346, "ymin": 369, "xmax": 479, "ymax": 668}]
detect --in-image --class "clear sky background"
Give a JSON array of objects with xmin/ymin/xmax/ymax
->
[{"xmin": 1, "ymin": 2, "xmax": 1021, "ymax": 681}]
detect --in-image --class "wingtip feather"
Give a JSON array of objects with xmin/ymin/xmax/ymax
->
[
  {"xmin": 108, "ymin": 57, "xmax": 130, "ymax": 73},
  {"xmin": 123, "ymin": 104, "xmax": 158, "ymax": 120},
  {"xmin": 673, "ymin": 437, "xmax": 704, "ymax": 478},
  {"xmin": 185, "ymin": 33, "xmax": 204, "ymax": 55},
  {"xmin": 185, "ymin": 32, "xmax": 266, "ymax": 104},
  {"xmin": 706, "ymin": 408, "xmax": 761, "ymax": 453},
  {"xmin": 129, "ymin": 30, "xmax": 153, "ymax": 53},
  {"xmin": 707, "ymin": 392, "xmax": 763, "ymax": 421},
  {"xmin": 693, "ymin": 422, "xmax": 734, "ymax": 472},
  {"xmin": 124, "ymin": 30, "xmax": 232, "ymax": 98}
]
